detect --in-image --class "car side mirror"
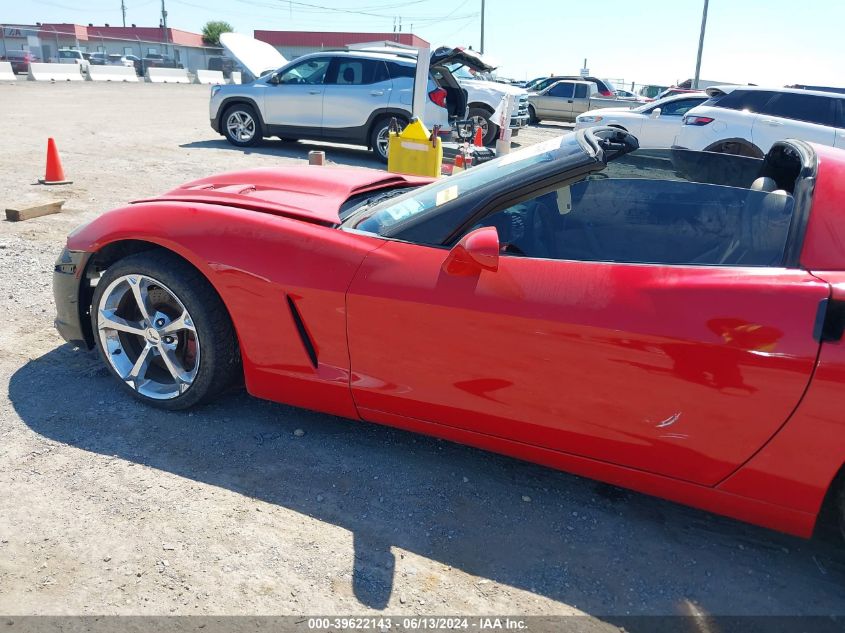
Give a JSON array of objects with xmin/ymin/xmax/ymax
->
[
  {"xmin": 443, "ymin": 226, "xmax": 500, "ymax": 275},
  {"xmin": 267, "ymin": 73, "xmax": 280, "ymax": 85},
  {"xmin": 650, "ymin": 107, "xmax": 662, "ymax": 119}
]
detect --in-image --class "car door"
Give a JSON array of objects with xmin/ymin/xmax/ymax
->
[
  {"xmin": 346, "ymin": 172, "xmax": 826, "ymax": 487},
  {"xmin": 262, "ymin": 56, "xmax": 331, "ymax": 133},
  {"xmin": 571, "ymin": 83, "xmax": 592, "ymax": 116},
  {"xmin": 534, "ymin": 81, "xmax": 575, "ymax": 120},
  {"xmin": 321, "ymin": 57, "xmax": 392, "ymax": 142},
  {"xmin": 752, "ymin": 92, "xmax": 836, "ymax": 153},
  {"xmin": 644, "ymin": 97, "xmax": 707, "ymax": 147}
]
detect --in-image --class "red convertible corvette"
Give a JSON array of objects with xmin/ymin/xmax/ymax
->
[{"xmin": 54, "ymin": 128, "xmax": 845, "ymax": 540}]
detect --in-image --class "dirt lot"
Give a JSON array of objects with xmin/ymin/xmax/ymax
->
[{"xmin": 1, "ymin": 81, "xmax": 844, "ymax": 621}]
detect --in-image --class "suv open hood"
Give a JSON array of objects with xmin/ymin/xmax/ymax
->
[
  {"xmin": 219, "ymin": 32, "xmax": 287, "ymax": 78},
  {"xmin": 430, "ymin": 46, "xmax": 496, "ymax": 73}
]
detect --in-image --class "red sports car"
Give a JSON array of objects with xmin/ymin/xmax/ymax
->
[{"xmin": 53, "ymin": 128, "xmax": 845, "ymax": 540}]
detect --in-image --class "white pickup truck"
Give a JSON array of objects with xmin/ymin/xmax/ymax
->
[{"xmin": 528, "ymin": 79, "xmax": 627, "ymax": 123}]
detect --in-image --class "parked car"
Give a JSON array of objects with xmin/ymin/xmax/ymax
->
[
  {"xmin": 653, "ymin": 87, "xmax": 700, "ymax": 101},
  {"xmin": 575, "ymin": 92, "xmax": 708, "ymax": 147},
  {"xmin": 613, "ymin": 89, "xmax": 643, "ymax": 101},
  {"xmin": 89, "ymin": 52, "xmax": 108, "ymax": 66},
  {"xmin": 4, "ymin": 50, "xmax": 40, "ymax": 74},
  {"xmin": 528, "ymin": 79, "xmax": 624, "ymax": 123},
  {"xmin": 208, "ymin": 55, "xmax": 235, "ymax": 78},
  {"xmin": 210, "ymin": 41, "xmax": 493, "ymax": 161},
  {"xmin": 107, "ymin": 54, "xmax": 136, "ymax": 69},
  {"xmin": 674, "ymin": 85, "xmax": 845, "ymax": 157},
  {"xmin": 441, "ymin": 63, "xmax": 530, "ymax": 146},
  {"xmin": 529, "ymin": 75, "xmax": 616, "ymax": 97},
  {"xmin": 52, "ymin": 126, "xmax": 845, "ymax": 541},
  {"xmin": 524, "ymin": 76, "xmax": 549, "ymax": 91},
  {"xmin": 139, "ymin": 54, "xmax": 183, "ymax": 75},
  {"xmin": 56, "ymin": 49, "xmax": 89, "ymax": 72}
]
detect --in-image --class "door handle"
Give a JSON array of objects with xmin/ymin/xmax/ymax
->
[
  {"xmin": 370, "ymin": 90, "xmax": 385, "ymax": 96},
  {"xmin": 761, "ymin": 118, "xmax": 783, "ymax": 126},
  {"xmin": 567, "ymin": 99, "xmax": 573, "ymax": 103},
  {"xmin": 309, "ymin": 89, "xmax": 321, "ymax": 95}
]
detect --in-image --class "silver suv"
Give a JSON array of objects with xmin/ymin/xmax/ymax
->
[{"xmin": 210, "ymin": 47, "xmax": 484, "ymax": 162}]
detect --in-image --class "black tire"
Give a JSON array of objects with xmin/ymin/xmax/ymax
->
[
  {"xmin": 468, "ymin": 106, "xmax": 499, "ymax": 146},
  {"xmin": 222, "ymin": 103, "xmax": 262, "ymax": 147},
  {"xmin": 370, "ymin": 115, "xmax": 406, "ymax": 163},
  {"xmin": 528, "ymin": 104, "xmax": 540, "ymax": 125},
  {"xmin": 90, "ymin": 251, "xmax": 241, "ymax": 410}
]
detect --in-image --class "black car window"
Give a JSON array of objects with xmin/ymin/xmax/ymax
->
[
  {"xmin": 660, "ymin": 98, "xmax": 707, "ymax": 116},
  {"xmin": 759, "ymin": 92, "xmax": 838, "ymax": 127},
  {"xmin": 333, "ymin": 58, "xmax": 389, "ymax": 85},
  {"xmin": 549, "ymin": 82, "xmax": 575, "ymax": 98},
  {"xmin": 534, "ymin": 77, "xmax": 558, "ymax": 91},
  {"xmin": 469, "ymin": 177, "xmax": 793, "ymax": 267},
  {"xmin": 708, "ymin": 90, "xmax": 776, "ymax": 113},
  {"xmin": 278, "ymin": 58, "xmax": 330, "ymax": 85},
  {"xmin": 387, "ymin": 62, "xmax": 416, "ymax": 80},
  {"xmin": 574, "ymin": 84, "xmax": 589, "ymax": 99}
]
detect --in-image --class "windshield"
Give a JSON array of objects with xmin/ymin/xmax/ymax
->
[{"xmin": 344, "ymin": 134, "xmax": 588, "ymax": 236}]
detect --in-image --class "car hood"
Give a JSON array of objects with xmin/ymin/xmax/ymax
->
[
  {"xmin": 135, "ymin": 166, "xmax": 432, "ymax": 225},
  {"xmin": 219, "ymin": 32, "xmax": 287, "ymax": 78},
  {"xmin": 460, "ymin": 78, "xmax": 526, "ymax": 95},
  {"xmin": 578, "ymin": 106, "xmax": 638, "ymax": 116}
]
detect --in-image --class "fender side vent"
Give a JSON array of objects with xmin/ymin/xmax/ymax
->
[
  {"xmin": 814, "ymin": 298, "xmax": 845, "ymax": 343},
  {"xmin": 286, "ymin": 295, "xmax": 318, "ymax": 369}
]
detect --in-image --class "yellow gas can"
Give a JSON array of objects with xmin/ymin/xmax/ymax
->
[{"xmin": 387, "ymin": 118, "xmax": 443, "ymax": 178}]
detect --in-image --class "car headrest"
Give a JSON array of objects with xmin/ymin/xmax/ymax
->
[{"xmin": 750, "ymin": 176, "xmax": 778, "ymax": 192}]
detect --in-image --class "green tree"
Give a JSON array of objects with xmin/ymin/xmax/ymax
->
[{"xmin": 202, "ymin": 21, "xmax": 233, "ymax": 47}]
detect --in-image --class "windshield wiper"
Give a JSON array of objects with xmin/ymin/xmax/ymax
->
[{"xmin": 355, "ymin": 187, "xmax": 413, "ymax": 214}]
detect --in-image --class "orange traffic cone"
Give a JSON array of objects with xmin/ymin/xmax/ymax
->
[
  {"xmin": 39, "ymin": 138, "xmax": 72, "ymax": 185},
  {"xmin": 473, "ymin": 126, "xmax": 484, "ymax": 147}
]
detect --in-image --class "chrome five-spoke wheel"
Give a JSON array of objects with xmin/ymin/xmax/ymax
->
[
  {"xmin": 226, "ymin": 111, "xmax": 256, "ymax": 143},
  {"xmin": 97, "ymin": 274, "xmax": 200, "ymax": 400}
]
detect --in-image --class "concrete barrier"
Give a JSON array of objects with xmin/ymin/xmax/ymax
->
[
  {"xmin": 195, "ymin": 69, "xmax": 225, "ymax": 85},
  {"xmin": 230, "ymin": 71, "xmax": 242, "ymax": 85},
  {"xmin": 87, "ymin": 65, "xmax": 138, "ymax": 82},
  {"xmin": 146, "ymin": 67, "xmax": 190, "ymax": 83},
  {"xmin": 28, "ymin": 62, "xmax": 85, "ymax": 82},
  {"xmin": 0, "ymin": 62, "xmax": 16, "ymax": 81}
]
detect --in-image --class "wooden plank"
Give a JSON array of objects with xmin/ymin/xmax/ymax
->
[{"xmin": 5, "ymin": 200, "xmax": 65, "ymax": 222}]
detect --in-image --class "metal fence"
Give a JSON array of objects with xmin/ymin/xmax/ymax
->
[{"xmin": 0, "ymin": 24, "xmax": 224, "ymax": 73}]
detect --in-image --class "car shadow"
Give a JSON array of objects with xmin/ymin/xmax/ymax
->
[
  {"xmin": 179, "ymin": 138, "xmax": 384, "ymax": 170},
  {"xmin": 9, "ymin": 344, "xmax": 845, "ymax": 617}
]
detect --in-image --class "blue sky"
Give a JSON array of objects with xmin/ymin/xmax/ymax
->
[{"xmin": 7, "ymin": 0, "xmax": 840, "ymax": 87}]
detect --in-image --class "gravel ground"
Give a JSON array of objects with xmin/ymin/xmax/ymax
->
[{"xmin": 1, "ymin": 81, "xmax": 844, "ymax": 620}]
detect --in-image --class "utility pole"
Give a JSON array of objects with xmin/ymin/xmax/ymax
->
[
  {"xmin": 480, "ymin": 0, "xmax": 485, "ymax": 54},
  {"xmin": 160, "ymin": 0, "xmax": 169, "ymax": 52},
  {"xmin": 121, "ymin": 0, "xmax": 126, "ymax": 27},
  {"xmin": 693, "ymin": 0, "xmax": 709, "ymax": 89}
]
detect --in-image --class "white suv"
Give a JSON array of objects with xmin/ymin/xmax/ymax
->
[
  {"xmin": 674, "ymin": 86, "xmax": 845, "ymax": 157},
  {"xmin": 211, "ymin": 42, "xmax": 488, "ymax": 161}
]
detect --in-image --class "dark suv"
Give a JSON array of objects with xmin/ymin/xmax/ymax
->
[{"xmin": 529, "ymin": 75, "xmax": 616, "ymax": 97}]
